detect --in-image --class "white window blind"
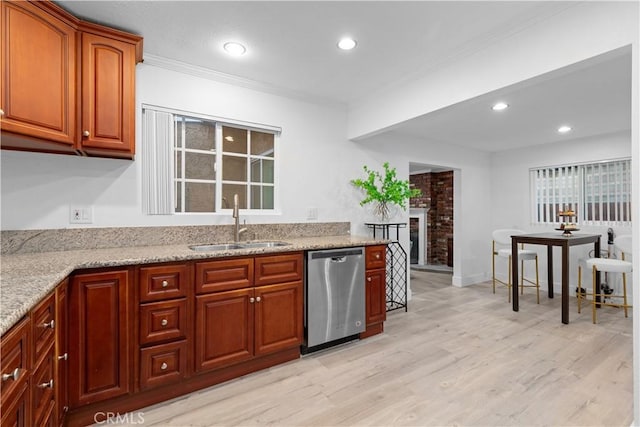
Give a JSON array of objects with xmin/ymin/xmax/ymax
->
[
  {"xmin": 531, "ymin": 159, "xmax": 631, "ymax": 225},
  {"xmin": 142, "ymin": 109, "xmax": 174, "ymax": 214}
]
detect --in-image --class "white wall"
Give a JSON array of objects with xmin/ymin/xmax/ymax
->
[
  {"xmin": 490, "ymin": 131, "xmax": 633, "ymax": 294},
  {"xmin": 0, "ymin": 63, "xmax": 379, "ymax": 231}
]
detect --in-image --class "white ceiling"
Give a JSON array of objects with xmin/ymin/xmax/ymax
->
[{"xmin": 56, "ymin": 1, "xmax": 632, "ymax": 152}]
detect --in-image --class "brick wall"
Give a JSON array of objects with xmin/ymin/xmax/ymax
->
[{"xmin": 410, "ymin": 171, "xmax": 454, "ymax": 265}]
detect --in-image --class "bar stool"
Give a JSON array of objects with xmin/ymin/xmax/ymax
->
[
  {"xmin": 583, "ymin": 235, "xmax": 633, "ymax": 324},
  {"xmin": 492, "ymin": 229, "xmax": 540, "ymax": 303}
]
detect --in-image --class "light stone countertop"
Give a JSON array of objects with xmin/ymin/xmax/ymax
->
[{"xmin": 0, "ymin": 235, "xmax": 388, "ymax": 336}]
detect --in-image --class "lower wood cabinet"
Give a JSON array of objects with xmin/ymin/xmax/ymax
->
[
  {"xmin": 2, "ymin": 248, "xmax": 381, "ymax": 426},
  {"xmin": 68, "ymin": 269, "xmax": 132, "ymax": 408},
  {"xmin": 362, "ymin": 245, "xmax": 387, "ymax": 338},
  {"xmin": 0, "ymin": 317, "xmax": 30, "ymax": 427}
]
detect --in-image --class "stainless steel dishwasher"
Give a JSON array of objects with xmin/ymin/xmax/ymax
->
[{"xmin": 304, "ymin": 247, "xmax": 365, "ymax": 353}]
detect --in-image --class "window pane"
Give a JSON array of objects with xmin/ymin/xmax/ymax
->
[
  {"xmin": 185, "ymin": 152, "xmax": 215, "ymax": 180},
  {"xmin": 262, "ymin": 159, "xmax": 274, "ymax": 183},
  {"xmin": 250, "ymin": 160, "xmax": 261, "ymax": 183},
  {"xmin": 175, "ymin": 119, "xmax": 183, "ymax": 148},
  {"xmin": 251, "ymin": 185, "xmax": 261, "ymax": 209},
  {"xmin": 222, "ymin": 155, "xmax": 247, "ymax": 181},
  {"xmin": 222, "ymin": 184, "xmax": 247, "ymax": 209},
  {"xmin": 185, "ymin": 182, "xmax": 215, "ymax": 212},
  {"xmin": 222, "ymin": 126, "xmax": 247, "ymax": 154},
  {"xmin": 185, "ymin": 120, "xmax": 215, "ymax": 151},
  {"xmin": 262, "ymin": 186, "xmax": 274, "ymax": 209},
  {"xmin": 251, "ymin": 131, "xmax": 274, "ymax": 157}
]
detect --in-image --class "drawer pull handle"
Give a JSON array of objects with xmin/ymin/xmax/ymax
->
[
  {"xmin": 2, "ymin": 368, "xmax": 20, "ymax": 382},
  {"xmin": 58, "ymin": 353, "xmax": 68, "ymax": 361},
  {"xmin": 83, "ymin": 130, "xmax": 90, "ymax": 137},
  {"xmin": 0, "ymin": 108, "xmax": 4, "ymax": 116},
  {"xmin": 375, "ymin": 254, "xmax": 380, "ymax": 259},
  {"xmin": 367, "ymin": 277, "xmax": 371, "ymax": 282},
  {"xmin": 161, "ymin": 280, "xmax": 169, "ymax": 288},
  {"xmin": 256, "ymin": 296, "xmax": 261, "ymax": 302},
  {"xmin": 249, "ymin": 297, "xmax": 255, "ymax": 303},
  {"xmin": 161, "ymin": 319, "xmax": 168, "ymax": 326},
  {"xmin": 160, "ymin": 362, "xmax": 168, "ymax": 370},
  {"xmin": 42, "ymin": 319, "xmax": 55, "ymax": 329},
  {"xmin": 38, "ymin": 379, "xmax": 54, "ymax": 388}
]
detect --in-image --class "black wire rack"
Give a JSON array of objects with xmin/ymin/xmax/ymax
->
[{"xmin": 364, "ymin": 223, "xmax": 408, "ymax": 312}]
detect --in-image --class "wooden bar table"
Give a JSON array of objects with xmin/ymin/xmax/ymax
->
[{"xmin": 511, "ymin": 232, "xmax": 601, "ymax": 324}]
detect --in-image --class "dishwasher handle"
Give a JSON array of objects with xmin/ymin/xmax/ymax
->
[
  {"xmin": 331, "ymin": 256, "xmax": 347, "ymax": 263},
  {"xmin": 309, "ymin": 248, "xmax": 364, "ymax": 260}
]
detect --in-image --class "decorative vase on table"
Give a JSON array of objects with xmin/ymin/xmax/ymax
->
[{"xmin": 373, "ymin": 201, "xmax": 394, "ymax": 222}]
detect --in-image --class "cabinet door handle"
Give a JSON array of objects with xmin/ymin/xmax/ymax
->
[
  {"xmin": 375, "ymin": 254, "xmax": 381, "ymax": 259},
  {"xmin": 160, "ymin": 362, "xmax": 168, "ymax": 370},
  {"xmin": 249, "ymin": 297, "xmax": 255, "ymax": 303},
  {"xmin": 256, "ymin": 296, "xmax": 261, "ymax": 302},
  {"xmin": 0, "ymin": 108, "xmax": 4, "ymax": 116},
  {"xmin": 161, "ymin": 280, "xmax": 169, "ymax": 288},
  {"xmin": 1, "ymin": 368, "xmax": 20, "ymax": 382},
  {"xmin": 42, "ymin": 319, "xmax": 55, "ymax": 329},
  {"xmin": 38, "ymin": 379, "xmax": 54, "ymax": 388},
  {"xmin": 161, "ymin": 319, "xmax": 168, "ymax": 327},
  {"xmin": 83, "ymin": 130, "xmax": 90, "ymax": 137},
  {"xmin": 367, "ymin": 277, "xmax": 372, "ymax": 282},
  {"xmin": 58, "ymin": 353, "xmax": 68, "ymax": 361}
]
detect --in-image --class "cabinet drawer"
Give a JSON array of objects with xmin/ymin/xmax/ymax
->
[
  {"xmin": 0, "ymin": 317, "xmax": 30, "ymax": 402},
  {"xmin": 139, "ymin": 341, "xmax": 187, "ymax": 390},
  {"xmin": 195, "ymin": 258, "xmax": 253, "ymax": 294},
  {"xmin": 31, "ymin": 293, "xmax": 56, "ymax": 364},
  {"xmin": 139, "ymin": 264, "xmax": 189, "ymax": 302},
  {"xmin": 254, "ymin": 253, "xmax": 303, "ymax": 287},
  {"xmin": 139, "ymin": 299, "xmax": 187, "ymax": 346},
  {"xmin": 31, "ymin": 342, "xmax": 55, "ymax": 427},
  {"xmin": 366, "ymin": 245, "xmax": 387, "ymax": 270}
]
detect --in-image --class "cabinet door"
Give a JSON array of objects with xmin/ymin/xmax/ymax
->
[
  {"xmin": 80, "ymin": 32, "xmax": 136, "ymax": 155},
  {"xmin": 194, "ymin": 289, "xmax": 253, "ymax": 372},
  {"xmin": 54, "ymin": 280, "xmax": 68, "ymax": 425},
  {"xmin": 254, "ymin": 281, "xmax": 303, "ymax": 356},
  {"xmin": 0, "ymin": 1, "xmax": 77, "ymax": 147},
  {"xmin": 0, "ymin": 318, "xmax": 30, "ymax": 427},
  {"xmin": 365, "ymin": 269, "xmax": 387, "ymax": 325},
  {"xmin": 69, "ymin": 270, "xmax": 132, "ymax": 407}
]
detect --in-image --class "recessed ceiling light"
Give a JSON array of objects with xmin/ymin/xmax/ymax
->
[
  {"xmin": 337, "ymin": 37, "xmax": 357, "ymax": 51},
  {"xmin": 557, "ymin": 125, "xmax": 572, "ymax": 134},
  {"xmin": 492, "ymin": 102, "xmax": 509, "ymax": 111},
  {"xmin": 223, "ymin": 42, "xmax": 246, "ymax": 56}
]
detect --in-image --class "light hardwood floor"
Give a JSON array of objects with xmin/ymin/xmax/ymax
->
[{"xmin": 118, "ymin": 271, "xmax": 633, "ymax": 426}]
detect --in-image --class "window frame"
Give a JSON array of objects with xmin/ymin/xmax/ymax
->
[{"xmin": 142, "ymin": 104, "xmax": 281, "ymax": 215}]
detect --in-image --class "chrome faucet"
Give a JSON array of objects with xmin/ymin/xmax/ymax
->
[{"xmin": 232, "ymin": 193, "xmax": 248, "ymax": 242}]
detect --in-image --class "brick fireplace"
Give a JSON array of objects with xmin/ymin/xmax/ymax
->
[{"xmin": 410, "ymin": 171, "xmax": 454, "ymax": 266}]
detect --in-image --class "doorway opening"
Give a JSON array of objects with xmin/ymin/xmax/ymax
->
[{"xmin": 409, "ymin": 163, "xmax": 454, "ymax": 273}]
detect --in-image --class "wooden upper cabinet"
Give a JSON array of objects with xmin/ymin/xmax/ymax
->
[
  {"xmin": 79, "ymin": 29, "xmax": 137, "ymax": 157},
  {"xmin": 0, "ymin": 0, "xmax": 77, "ymax": 150},
  {"xmin": 0, "ymin": 0, "xmax": 142, "ymax": 159}
]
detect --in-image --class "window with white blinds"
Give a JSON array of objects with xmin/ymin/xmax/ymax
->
[{"xmin": 530, "ymin": 159, "xmax": 632, "ymax": 225}]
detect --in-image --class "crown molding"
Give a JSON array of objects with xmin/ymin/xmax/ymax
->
[{"xmin": 142, "ymin": 54, "xmax": 345, "ymax": 109}]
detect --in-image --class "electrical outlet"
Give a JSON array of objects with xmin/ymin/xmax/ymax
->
[
  {"xmin": 307, "ymin": 207, "xmax": 318, "ymax": 220},
  {"xmin": 69, "ymin": 206, "xmax": 93, "ymax": 224}
]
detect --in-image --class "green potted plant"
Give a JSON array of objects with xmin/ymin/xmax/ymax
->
[{"xmin": 351, "ymin": 162, "xmax": 421, "ymax": 221}]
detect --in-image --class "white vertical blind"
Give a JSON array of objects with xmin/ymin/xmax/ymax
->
[
  {"xmin": 142, "ymin": 109, "xmax": 174, "ymax": 215},
  {"xmin": 531, "ymin": 159, "xmax": 631, "ymax": 225}
]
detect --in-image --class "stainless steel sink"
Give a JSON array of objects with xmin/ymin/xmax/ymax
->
[
  {"xmin": 189, "ymin": 243, "xmax": 243, "ymax": 251},
  {"xmin": 238, "ymin": 241, "xmax": 291, "ymax": 248},
  {"xmin": 189, "ymin": 241, "xmax": 291, "ymax": 251}
]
